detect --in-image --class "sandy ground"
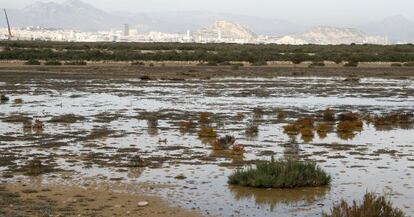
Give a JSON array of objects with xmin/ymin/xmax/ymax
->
[{"xmin": 0, "ymin": 182, "xmax": 201, "ymax": 217}]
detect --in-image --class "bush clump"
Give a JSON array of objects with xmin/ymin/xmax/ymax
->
[
  {"xmin": 323, "ymin": 192, "xmax": 405, "ymax": 217},
  {"xmin": 198, "ymin": 127, "xmax": 217, "ymax": 138},
  {"xmin": 323, "ymin": 108, "xmax": 336, "ymax": 121},
  {"xmin": 228, "ymin": 158, "xmax": 331, "ymax": 188},
  {"xmin": 283, "ymin": 123, "xmax": 301, "ymax": 135},
  {"xmin": 337, "ymin": 120, "xmax": 362, "ymax": 133},
  {"xmin": 301, "ymin": 128, "xmax": 314, "ymax": 137}
]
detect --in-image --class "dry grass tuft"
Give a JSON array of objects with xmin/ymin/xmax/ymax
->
[
  {"xmin": 323, "ymin": 192, "xmax": 405, "ymax": 217},
  {"xmin": 199, "ymin": 112, "xmax": 209, "ymax": 123},
  {"xmin": 245, "ymin": 123, "xmax": 259, "ymax": 136},
  {"xmin": 198, "ymin": 127, "xmax": 217, "ymax": 138},
  {"xmin": 301, "ymin": 128, "xmax": 314, "ymax": 137},
  {"xmin": 323, "ymin": 108, "xmax": 336, "ymax": 122},
  {"xmin": 283, "ymin": 123, "xmax": 301, "ymax": 135}
]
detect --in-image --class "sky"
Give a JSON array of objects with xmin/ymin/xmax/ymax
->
[{"xmin": 1, "ymin": 0, "xmax": 413, "ymax": 25}]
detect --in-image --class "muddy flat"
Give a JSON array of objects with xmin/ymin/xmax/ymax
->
[
  {"xmin": 1, "ymin": 65, "xmax": 413, "ymax": 217},
  {"xmin": 0, "ymin": 182, "xmax": 200, "ymax": 217},
  {"xmin": 0, "ymin": 64, "xmax": 413, "ymax": 80}
]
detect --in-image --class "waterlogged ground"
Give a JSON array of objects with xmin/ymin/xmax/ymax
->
[{"xmin": 1, "ymin": 75, "xmax": 414, "ymax": 217}]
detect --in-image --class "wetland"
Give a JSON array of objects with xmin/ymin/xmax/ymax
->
[{"xmin": 1, "ymin": 68, "xmax": 414, "ymax": 217}]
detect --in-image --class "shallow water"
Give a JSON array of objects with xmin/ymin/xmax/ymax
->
[{"xmin": 1, "ymin": 76, "xmax": 414, "ymax": 216}]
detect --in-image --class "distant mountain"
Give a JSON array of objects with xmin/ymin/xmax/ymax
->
[
  {"xmin": 3, "ymin": 0, "xmax": 414, "ymax": 44},
  {"xmin": 128, "ymin": 11, "xmax": 302, "ymax": 35},
  {"xmin": 363, "ymin": 15, "xmax": 414, "ymax": 43},
  {"xmin": 276, "ymin": 26, "xmax": 387, "ymax": 45},
  {"xmin": 4, "ymin": 0, "xmax": 301, "ymax": 35},
  {"xmin": 193, "ymin": 21, "xmax": 256, "ymax": 41},
  {"xmin": 7, "ymin": 0, "xmax": 123, "ymax": 31}
]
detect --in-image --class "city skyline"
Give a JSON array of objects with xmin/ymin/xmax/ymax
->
[
  {"xmin": 1, "ymin": 0, "xmax": 414, "ymax": 26},
  {"xmin": 1, "ymin": 0, "xmax": 414, "ymax": 43}
]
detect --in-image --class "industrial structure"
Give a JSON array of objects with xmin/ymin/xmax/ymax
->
[{"xmin": 3, "ymin": 8, "xmax": 12, "ymax": 40}]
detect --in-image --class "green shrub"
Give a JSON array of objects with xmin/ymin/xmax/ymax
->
[
  {"xmin": 24, "ymin": 59, "xmax": 41, "ymax": 65},
  {"xmin": 44, "ymin": 60, "xmax": 62, "ymax": 65},
  {"xmin": 291, "ymin": 53, "xmax": 308, "ymax": 64},
  {"xmin": 64, "ymin": 60, "xmax": 87, "ymax": 65},
  {"xmin": 391, "ymin": 63, "xmax": 402, "ymax": 67},
  {"xmin": 323, "ymin": 192, "xmax": 405, "ymax": 217},
  {"xmin": 228, "ymin": 158, "xmax": 331, "ymax": 188}
]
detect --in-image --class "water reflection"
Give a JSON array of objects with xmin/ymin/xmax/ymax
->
[
  {"xmin": 127, "ymin": 167, "xmax": 145, "ymax": 179},
  {"xmin": 337, "ymin": 132, "xmax": 356, "ymax": 140},
  {"xmin": 229, "ymin": 186, "xmax": 330, "ymax": 211},
  {"xmin": 147, "ymin": 127, "xmax": 159, "ymax": 136},
  {"xmin": 283, "ymin": 143, "xmax": 300, "ymax": 160}
]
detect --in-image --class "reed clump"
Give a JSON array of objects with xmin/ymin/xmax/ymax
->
[{"xmin": 228, "ymin": 158, "xmax": 331, "ymax": 188}]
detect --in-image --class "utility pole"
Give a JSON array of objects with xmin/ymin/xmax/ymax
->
[{"xmin": 4, "ymin": 8, "xmax": 12, "ymax": 40}]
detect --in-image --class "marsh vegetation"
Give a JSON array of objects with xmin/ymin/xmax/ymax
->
[{"xmin": 228, "ymin": 158, "xmax": 331, "ymax": 188}]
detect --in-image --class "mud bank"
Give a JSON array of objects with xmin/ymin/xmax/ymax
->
[{"xmin": 0, "ymin": 64, "xmax": 413, "ymax": 80}]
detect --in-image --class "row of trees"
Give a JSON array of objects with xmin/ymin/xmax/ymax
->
[{"xmin": 1, "ymin": 41, "xmax": 414, "ymax": 63}]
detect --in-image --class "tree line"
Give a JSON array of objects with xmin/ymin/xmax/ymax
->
[{"xmin": 1, "ymin": 41, "xmax": 414, "ymax": 63}]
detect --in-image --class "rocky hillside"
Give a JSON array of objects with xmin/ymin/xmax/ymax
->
[
  {"xmin": 276, "ymin": 26, "xmax": 387, "ymax": 45},
  {"xmin": 194, "ymin": 21, "xmax": 257, "ymax": 42}
]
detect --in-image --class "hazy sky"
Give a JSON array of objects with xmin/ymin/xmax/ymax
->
[{"xmin": 1, "ymin": 0, "xmax": 413, "ymax": 25}]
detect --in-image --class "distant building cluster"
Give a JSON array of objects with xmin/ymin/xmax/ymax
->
[
  {"xmin": 0, "ymin": 26, "xmax": 197, "ymax": 43},
  {"xmin": 0, "ymin": 21, "xmax": 389, "ymax": 45},
  {"xmin": 0, "ymin": 27, "xmax": 260, "ymax": 44}
]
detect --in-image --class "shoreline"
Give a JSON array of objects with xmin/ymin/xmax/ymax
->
[
  {"xmin": 0, "ymin": 63, "xmax": 413, "ymax": 80},
  {"xmin": 0, "ymin": 180, "xmax": 202, "ymax": 217}
]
